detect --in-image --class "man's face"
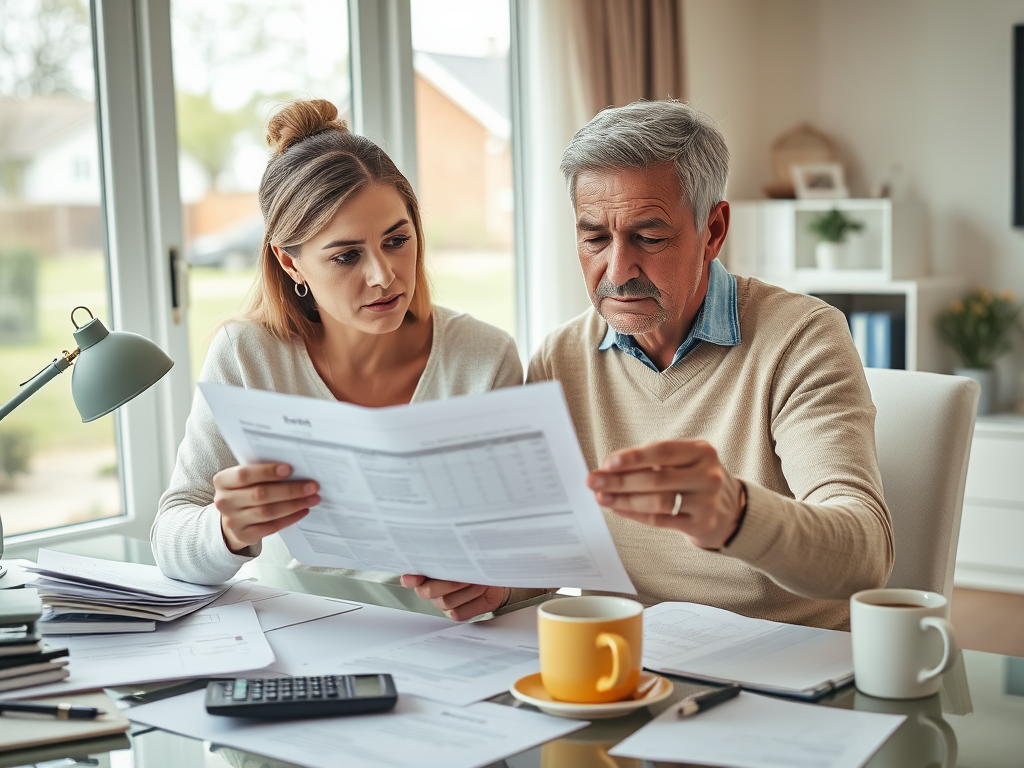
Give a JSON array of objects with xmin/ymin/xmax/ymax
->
[{"xmin": 574, "ymin": 163, "xmax": 712, "ymax": 338}]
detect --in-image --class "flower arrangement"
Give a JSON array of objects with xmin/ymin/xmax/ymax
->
[
  {"xmin": 935, "ymin": 289, "xmax": 1021, "ymax": 369},
  {"xmin": 807, "ymin": 208, "xmax": 864, "ymax": 243}
]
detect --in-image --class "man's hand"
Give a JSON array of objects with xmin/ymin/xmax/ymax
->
[
  {"xmin": 400, "ymin": 575, "xmax": 510, "ymax": 622},
  {"xmin": 586, "ymin": 440, "xmax": 745, "ymax": 550}
]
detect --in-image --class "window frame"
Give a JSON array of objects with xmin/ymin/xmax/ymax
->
[
  {"xmin": 6, "ymin": 0, "xmax": 537, "ymax": 557},
  {"xmin": 5, "ymin": 0, "xmax": 189, "ymax": 557}
]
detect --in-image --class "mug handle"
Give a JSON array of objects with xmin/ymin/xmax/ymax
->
[
  {"xmin": 917, "ymin": 617, "xmax": 959, "ymax": 684},
  {"xmin": 595, "ymin": 632, "xmax": 631, "ymax": 693}
]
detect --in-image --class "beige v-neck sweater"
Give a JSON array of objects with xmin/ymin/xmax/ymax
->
[
  {"xmin": 527, "ymin": 277, "xmax": 893, "ymax": 630},
  {"xmin": 153, "ymin": 306, "xmax": 523, "ymax": 586}
]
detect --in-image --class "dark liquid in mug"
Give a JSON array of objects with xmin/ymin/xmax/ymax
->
[{"xmin": 876, "ymin": 602, "xmax": 923, "ymax": 608}]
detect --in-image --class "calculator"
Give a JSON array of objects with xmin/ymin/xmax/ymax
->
[{"xmin": 205, "ymin": 674, "xmax": 398, "ymax": 719}]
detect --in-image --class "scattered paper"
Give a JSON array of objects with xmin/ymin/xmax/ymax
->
[
  {"xmin": 208, "ymin": 581, "xmax": 361, "ymax": 632},
  {"xmin": 5, "ymin": 602, "xmax": 274, "ymax": 699},
  {"xmin": 128, "ymin": 689, "xmax": 588, "ymax": 768},
  {"xmin": 264, "ymin": 602, "xmax": 453, "ymax": 677},
  {"xmin": 200, "ymin": 381, "xmax": 635, "ymax": 593},
  {"xmin": 609, "ymin": 691, "xmax": 904, "ymax": 768},
  {"xmin": 643, "ymin": 602, "xmax": 853, "ymax": 696},
  {"xmin": 322, "ymin": 606, "xmax": 540, "ymax": 706}
]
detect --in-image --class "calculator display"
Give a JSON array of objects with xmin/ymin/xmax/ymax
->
[{"xmin": 353, "ymin": 675, "xmax": 383, "ymax": 697}]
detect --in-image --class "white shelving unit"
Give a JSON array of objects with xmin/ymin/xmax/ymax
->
[
  {"xmin": 955, "ymin": 414, "xmax": 1024, "ymax": 594},
  {"xmin": 725, "ymin": 198, "xmax": 964, "ymax": 373}
]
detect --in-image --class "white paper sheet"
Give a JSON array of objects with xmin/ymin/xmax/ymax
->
[
  {"xmin": 128, "ymin": 689, "xmax": 587, "ymax": 768},
  {"xmin": 208, "ymin": 581, "xmax": 361, "ymax": 632},
  {"xmin": 6, "ymin": 602, "xmax": 274, "ymax": 699},
  {"xmin": 200, "ymin": 381, "xmax": 635, "ymax": 593},
  {"xmin": 30, "ymin": 550, "xmax": 229, "ymax": 599},
  {"xmin": 321, "ymin": 606, "xmax": 540, "ymax": 706},
  {"xmin": 264, "ymin": 601, "xmax": 453, "ymax": 677},
  {"xmin": 609, "ymin": 691, "xmax": 904, "ymax": 768},
  {"xmin": 643, "ymin": 602, "xmax": 853, "ymax": 696}
]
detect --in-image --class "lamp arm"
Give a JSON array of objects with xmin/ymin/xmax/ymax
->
[{"xmin": 0, "ymin": 351, "xmax": 77, "ymax": 423}]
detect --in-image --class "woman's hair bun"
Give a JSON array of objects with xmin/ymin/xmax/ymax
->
[{"xmin": 266, "ymin": 99, "xmax": 349, "ymax": 156}]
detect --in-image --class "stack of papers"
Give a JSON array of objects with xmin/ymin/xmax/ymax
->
[
  {"xmin": 27, "ymin": 550, "xmax": 233, "ymax": 623},
  {"xmin": 5, "ymin": 602, "xmax": 275, "ymax": 700},
  {"xmin": 643, "ymin": 602, "xmax": 854, "ymax": 699}
]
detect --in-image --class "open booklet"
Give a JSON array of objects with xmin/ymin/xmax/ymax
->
[
  {"xmin": 200, "ymin": 381, "xmax": 635, "ymax": 594},
  {"xmin": 643, "ymin": 602, "xmax": 854, "ymax": 700}
]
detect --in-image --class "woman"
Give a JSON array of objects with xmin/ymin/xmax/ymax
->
[{"xmin": 152, "ymin": 100, "xmax": 522, "ymax": 605}]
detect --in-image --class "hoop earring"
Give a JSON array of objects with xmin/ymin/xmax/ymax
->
[{"xmin": 294, "ymin": 281, "xmax": 309, "ymax": 298}]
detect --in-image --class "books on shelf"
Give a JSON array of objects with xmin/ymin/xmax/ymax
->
[
  {"xmin": 848, "ymin": 311, "xmax": 906, "ymax": 370},
  {"xmin": 0, "ymin": 590, "xmax": 69, "ymax": 692}
]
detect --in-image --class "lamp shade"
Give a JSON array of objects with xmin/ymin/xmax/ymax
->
[{"xmin": 70, "ymin": 317, "xmax": 174, "ymax": 423}]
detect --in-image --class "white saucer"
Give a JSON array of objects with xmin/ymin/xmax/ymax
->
[{"xmin": 509, "ymin": 671, "xmax": 674, "ymax": 719}]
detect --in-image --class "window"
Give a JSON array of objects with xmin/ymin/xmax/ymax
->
[
  {"xmin": 0, "ymin": 0, "xmax": 122, "ymax": 537},
  {"xmin": 171, "ymin": 0, "xmax": 352, "ymax": 379},
  {"xmin": 410, "ymin": 0, "xmax": 516, "ymax": 338}
]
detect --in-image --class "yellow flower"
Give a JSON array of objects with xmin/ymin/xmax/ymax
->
[
  {"xmin": 1003, "ymin": 290, "xmax": 1015, "ymax": 302},
  {"xmin": 979, "ymin": 289, "xmax": 993, "ymax": 303},
  {"xmin": 951, "ymin": 301, "xmax": 964, "ymax": 314}
]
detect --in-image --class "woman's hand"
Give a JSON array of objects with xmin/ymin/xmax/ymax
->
[
  {"xmin": 400, "ymin": 575, "xmax": 510, "ymax": 621},
  {"xmin": 213, "ymin": 463, "xmax": 320, "ymax": 554}
]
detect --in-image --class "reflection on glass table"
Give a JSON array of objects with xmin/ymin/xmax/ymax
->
[{"xmin": 15, "ymin": 536, "xmax": 1024, "ymax": 768}]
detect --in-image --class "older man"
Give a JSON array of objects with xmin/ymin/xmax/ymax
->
[{"xmin": 403, "ymin": 100, "xmax": 892, "ymax": 630}]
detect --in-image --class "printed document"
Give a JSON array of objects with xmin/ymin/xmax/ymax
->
[
  {"xmin": 6, "ymin": 602, "xmax": 274, "ymax": 699},
  {"xmin": 643, "ymin": 602, "xmax": 853, "ymax": 697},
  {"xmin": 128, "ymin": 689, "xmax": 588, "ymax": 768},
  {"xmin": 609, "ymin": 691, "xmax": 904, "ymax": 768},
  {"xmin": 322, "ymin": 605, "xmax": 540, "ymax": 706},
  {"xmin": 209, "ymin": 581, "xmax": 361, "ymax": 632},
  {"xmin": 201, "ymin": 381, "xmax": 635, "ymax": 593}
]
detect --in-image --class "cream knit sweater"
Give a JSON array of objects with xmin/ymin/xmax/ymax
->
[
  {"xmin": 152, "ymin": 306, "xmax": 523, "ymax": 585},
  {"xmin": 526, "ymin": 276, "xmax": 893, "ymax": 630}
]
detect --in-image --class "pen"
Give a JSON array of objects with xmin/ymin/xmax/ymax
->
[
  {"xmin": 675, "ymin": 684, "xmax": 741, "ymax": 717},
  {"xmin": 0, "ymin": 701, "xmax": 106, "ymax": 720}
]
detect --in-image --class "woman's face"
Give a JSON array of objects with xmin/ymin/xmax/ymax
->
[{"xmin": 275, "ymin": 183, "xmax": 418, "ymax": 335}]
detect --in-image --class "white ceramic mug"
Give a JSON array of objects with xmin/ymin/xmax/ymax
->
[{"xmin": 851, "ymin": 588, "xmax": 959, "ymax": 699}]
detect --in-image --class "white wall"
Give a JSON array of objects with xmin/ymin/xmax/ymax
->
[{"xmin": 685, "ymin": 0, "xmax": 1024, "ymax": 404}]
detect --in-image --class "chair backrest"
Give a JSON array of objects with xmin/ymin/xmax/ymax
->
[{"xmin": 863, "ymin": 368, "xmax": 979, "ymax": 599}]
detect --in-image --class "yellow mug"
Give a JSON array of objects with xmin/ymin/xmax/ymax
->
[{"xmin": 538, "ymin": 596, "xmax": 643, "ymax": 704}]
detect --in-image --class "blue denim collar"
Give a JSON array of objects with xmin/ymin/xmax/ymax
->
[{"xmin": 598, "ymin": 259, "xmax": 741, "ymax": 372}]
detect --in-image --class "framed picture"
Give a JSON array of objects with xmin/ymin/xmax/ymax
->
[{"xmin": 791, "ymin": 163, "xmax": 849, "ymax": 199}]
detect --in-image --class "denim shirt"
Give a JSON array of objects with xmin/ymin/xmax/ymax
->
[{"xmin": 598, "ymin": 259, "xmax": 741, "ymax": 372}]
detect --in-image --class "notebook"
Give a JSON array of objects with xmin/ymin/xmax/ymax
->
[
  {"xmin": 0, "ymin": 691, "xmax": 128, "ymax": 752},
  {"xmin": 642, "ymin": 602, "xmax": 853, "ymax": 700}
]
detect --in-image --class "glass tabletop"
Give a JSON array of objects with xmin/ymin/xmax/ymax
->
[{"xmin": 10, "ymin": 535, "xmax": 1024, "ymax": 768}]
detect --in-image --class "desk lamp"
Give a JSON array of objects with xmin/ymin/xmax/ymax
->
[{"xmin": 0, "ymin": 306, "xmax": 174, "ymax": 576}]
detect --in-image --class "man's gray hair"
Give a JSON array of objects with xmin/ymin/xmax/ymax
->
[{"xmin": 560, "ymin": 100, "xmax": 730, "ymax": 231}]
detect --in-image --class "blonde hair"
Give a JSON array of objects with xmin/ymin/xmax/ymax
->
[{"xmin": 241, "ymin": 99, "xmax": 431, "ymax": 341}]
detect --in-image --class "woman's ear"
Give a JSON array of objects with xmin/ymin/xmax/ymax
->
[{"xmin": 272, "ymin": 244, "xmax": 302, "ymax": 283}]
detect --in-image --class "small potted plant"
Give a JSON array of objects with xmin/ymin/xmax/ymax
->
[
  {"xmin": 936, "ymin": 289, "xmax": 1021, "ymax": 415},
  {"xmin": 807, "ymin": 208, "xmax": 864, "ymax": 270}
]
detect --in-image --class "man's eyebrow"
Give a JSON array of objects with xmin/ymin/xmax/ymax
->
[
  {"xmin": 629, "ymin": 217, "xmax": 672, "ymax": 230},
  {"xmin": 320, "ymin": 219, "xmax": 410, "ymax": 249},
  {"xmin": 576, "ymin": 218, "xmax": 605, "ymax": 232}
]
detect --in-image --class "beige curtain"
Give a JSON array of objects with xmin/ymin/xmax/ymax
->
[{"xmin": 570, "ymin": 0, "xmax": 686, "ymax": 119}]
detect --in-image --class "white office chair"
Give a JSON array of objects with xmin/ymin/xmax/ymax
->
[{"xmin": 864, "ymin": 368, "xmax": 980, "ymax": 599}]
